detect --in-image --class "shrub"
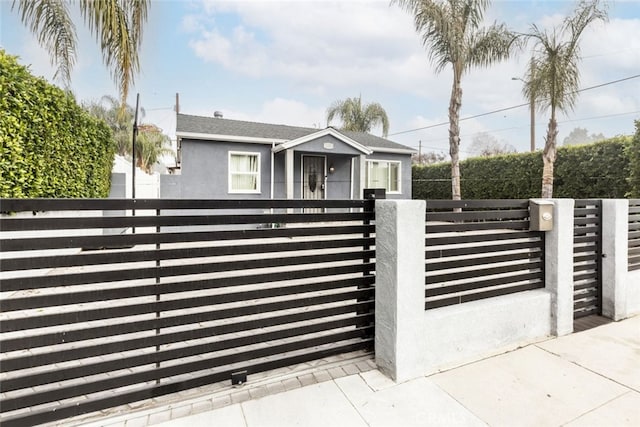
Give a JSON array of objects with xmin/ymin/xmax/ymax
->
[
  {"xmin": 0, "ymin": 49, "xmax": 115, "ymax": 198},
  {"xmin": 627, "ymin": 120, "xmax": 640, "ymax": 198},
  {"xmin": 413, "ymin": 136, "xmax": 631, "ymax": 199}
]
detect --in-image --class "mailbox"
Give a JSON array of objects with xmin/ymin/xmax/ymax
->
[
  {"xmin": 530, "ymin": 200, "xmax": 554, "ymax": 231},
  {"xmin": 363, "ymin": 188, "xmax": 386, "ymax": 200}
]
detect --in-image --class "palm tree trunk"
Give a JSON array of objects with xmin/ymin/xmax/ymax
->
[
  {"xmin": 541, "ymin": 113, "xmax": 558, "ymax": 198},
  {"xmin": 449, "ymin": 73, "xmax": 463, "ymax": 200}
]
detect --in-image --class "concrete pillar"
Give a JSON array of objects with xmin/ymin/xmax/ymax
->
[
  {"xmin": 543, "ymin": 199, "xmax": 575, "ymax": 336},
  {"xmin": 375, "ymin": 199, "xmax": 426, "ymax": 382},
  {"xmin": 602, "ymin": 199, "xmax": 629, "ymax": 320},
  {"xmin": 285, "ymin": 149, "xmax": 294, "ymax": 199}
]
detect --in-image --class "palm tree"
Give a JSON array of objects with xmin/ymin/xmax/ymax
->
[
  {"xmin": 135, "ymin": 124, "xmax": 173, "ymax": 173},
  {"xmin": 394, "ymin": 0, "xmax": 518, "ymax": 200},
  {"xmin": 522, "ymin": 0, "xmax": 607, "ymax": 198},
  {"xmin": 12, "ymin": 0, "xmax": 149, "ymax": 105},
  {"xmin": 83, "ymin": 95, "xmax": 142, "ymax": 156},
  {"xmin": 326, "ymin": 96, "xmax": 390, "ymax": 137}
]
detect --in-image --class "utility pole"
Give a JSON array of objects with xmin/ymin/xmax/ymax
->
[
  {"xmin": 418, "ymin": 140, "xmax": 422, "ymax": 164},
  {"xmin": 512, "ymin": 65, "xmax": 536, "ymax": 152},
  {"xmin": 529, "ymin": 94, "xmax": 535, "ymax": 152}
]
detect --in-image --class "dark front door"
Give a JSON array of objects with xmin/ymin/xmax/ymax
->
[{"xmin": 302, "ymin": 156, "xmax": 325, "ymax": 200}]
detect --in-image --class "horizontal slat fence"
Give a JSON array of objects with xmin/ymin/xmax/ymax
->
[
  {"xmin": 573, "ymin": 200, "xmax": 602, "ymax": 319},
  {"xmin": 630, "ymin": 199, "xmax": 640, "ymax": 271},
  {"xmin": 425, "ymin": 200, "xmax": 544, "ymax": 309},
  {"xmin": 0, "ymin": 198, "xmax": 375, "ymax": 426}
]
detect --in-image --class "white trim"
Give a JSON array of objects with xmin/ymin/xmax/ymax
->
[
  {"xmin": 368, "ymin": 146, "xmax": 417, "ymax": 155},
  {"xmin": 273, "ymin": 128, "xmax": 372, "ymax": 155},
  {"xmin": 177, "ymin": 131, "xmax": 285, "ymax": 145},
  {"xmin": 286, "ymin": 150, "xmax": 294, "ymax": 199},
  {"xmin": 270, "ymin": 143, "xmax": 275, "ymax": 200},
  {"xmin": 365, "ymin": 159, "xmax": 402, "ymax": 194},
  {"xmin": 301, "ymin": 155, "xmax": 327, "ymax": 200},
  {"xmin": 350, "ymin": 157, "xmax": 355, "ymax": 200},
  {"xmin": 228, "ymin": 151, "xmax": 261, "ymax": 194}
]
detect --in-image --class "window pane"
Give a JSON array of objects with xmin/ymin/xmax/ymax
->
[
  {"xmin": 230, "ymin": 154, "xmax": 259, "ymax": 191},
  {"xmin": 389, "ymin": 163, "xmax": 399, "ymax": 192},
  {"xmin": 369, "ymin": 162, "xmax": 389, "ymax": 189}
]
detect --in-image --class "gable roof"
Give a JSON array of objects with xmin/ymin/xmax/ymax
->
[
  {"xmin": 273, "ymin": 127, "xmax": 372, "ymax": 155},
  {"xmin": 176, "ymin": 114, "xmax": 415, "ymax": 154}
]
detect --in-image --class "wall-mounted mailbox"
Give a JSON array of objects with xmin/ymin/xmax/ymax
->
[
  {"xmin": 364, "ymin": 188, "xmax": 386, "ymax": 200},
  {"xmin": 530, "ymin": 200, "xmax": 554, "ymax": 231}
]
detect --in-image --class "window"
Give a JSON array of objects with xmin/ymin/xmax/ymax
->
[
  {"xmin": 229, "ymin": 152, "xmax": 260, "ymax": 193},
  {"xmin": 366, "ymin": 160, "xmax": 401, "ymax": 193}
]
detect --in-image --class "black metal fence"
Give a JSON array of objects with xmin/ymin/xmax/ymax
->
[
  {"xmin": 573, "ymin": 200, "xmax": 603, "ymax": 319},
  {"xmin": 0, "ymin": 198, "xmax": 375, "ymax": 426},
  {"xmin": 630, "ymin": 199, "xmax": 640, "ymax": 271},
  {"xmin": 424, "ymin": 200, "xmax": 545, "ymax": 309}
]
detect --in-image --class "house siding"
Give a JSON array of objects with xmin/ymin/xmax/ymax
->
[
  {"xmin": 357, "ymin": 152, "xmax": 412, "ymax": 200},
  {"xmin": 178, "ymin": 139, "xmax": 272, "ymax": 199},
  {"xmin": 163, "ymin": 136, "xmax": 412, "ymax": 201},
  {"xmin": 293, "ymin": 134, "xmax": 364, "ymax": 156}
]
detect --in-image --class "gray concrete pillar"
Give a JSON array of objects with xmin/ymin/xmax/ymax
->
[
  {"xmin": 602, "ymin": 199, "xmax": 629, "ymax": 320},
  {"xmin": 543, "ymin": 199, "xmax": 575, "ymax": 336},
  {"xmin": 375, "ymin": 199, "xmax": 426, "ymax": 382}
]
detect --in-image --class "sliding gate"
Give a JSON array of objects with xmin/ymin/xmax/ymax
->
[
  {"xmin": 0, "ymin": 198, "xmax": 375, "ymax": 426},
  {"xmin": 573, "ymin": 200, "xmax": 603, "ymax": 320}
]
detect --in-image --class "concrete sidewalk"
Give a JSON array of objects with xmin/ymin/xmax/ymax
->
[{"xmin": 125, "ymin": 315, "xmax": 640, "ymax": 426}]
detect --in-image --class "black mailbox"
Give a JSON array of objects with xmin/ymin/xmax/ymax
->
[{"xmin": 363, "ymin": 188, "xmax": 386, "ymax": 200}]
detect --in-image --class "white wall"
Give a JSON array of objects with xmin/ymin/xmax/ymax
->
[
  {"xmin": 112, "ymin": 155, "xmax": 160, "ymax": 199},
  {"xmin": 375, "ymin": 200, "xmax": 555, "ymax": 382}
]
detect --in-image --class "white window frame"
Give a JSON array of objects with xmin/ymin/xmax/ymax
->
[
  {"xmin": 228, "ymin": 151, "xmax": 261, "ymax": 194},
  {"xmin": 366, "ymin": 160, "xmax": 401, "ymax": 194}
]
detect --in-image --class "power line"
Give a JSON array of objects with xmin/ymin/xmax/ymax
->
[{"xmin": 389, "ymin": 73, "xmax": 640, "ymax": 137}]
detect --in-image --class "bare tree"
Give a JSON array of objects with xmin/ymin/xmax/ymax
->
[{"xmin": 469, "ymin": 132, "xmax": 516, "ymax": 157}]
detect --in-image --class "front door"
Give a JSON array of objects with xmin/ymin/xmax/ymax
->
[{"xmin": 302, "ymin": 156, "xmax": 325, "ymax": 201}]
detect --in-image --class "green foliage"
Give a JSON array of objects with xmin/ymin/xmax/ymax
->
[
  {"xmin": 627, "ymin": 120, "xmax": 640, "ymax": 198},
  {"xmin": 135, "ymin": 124, "xmax": 172, "ymax": 173},
  {"xmin": 413, "ymin": 136, "xmax": 632, "ymax": 199},
  {"xmin": 554, "ymin": 136, "xmax": 630, "ymax": 198},
  {"xmin": 11, "ymin": 0, "xmax": 149, "ymax": 104},
  {"xmin": 326, "ymin": 95, "xmax": 390, "ymax": 137},
  {"xmin": 0, "ymin": 49, "xmax": 116, "ymax": 198}
]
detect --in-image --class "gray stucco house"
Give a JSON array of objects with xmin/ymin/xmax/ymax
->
[{"xmin": 162, "ymin": 113, "xmax": 415, "ymax": 200}]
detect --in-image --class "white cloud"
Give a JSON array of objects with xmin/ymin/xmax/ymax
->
[
  {"xmin": 254, "ymin": 98, "xmax": 326, "ymax": 128},
  {"xmin": 186, "ymin": 0, "xmax": 428, "ymax": 93},
  {"xmin": 181, "ymin": 0, "xmax": 639, "ymax": 151},
  {"xmin": 187, "ymin": 96, "xmax": 325, "ymax": 129}
]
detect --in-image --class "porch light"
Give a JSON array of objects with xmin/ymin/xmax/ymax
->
[{"xmin": 329, "ymin": 165, "xmax": 335, "ymax": 174}]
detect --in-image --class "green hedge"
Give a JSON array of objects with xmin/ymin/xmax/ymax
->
[
  {"xmin": 627, "ymin": 120, "xmax": 640, "ymax": 198},
  {"xmin": 0, "ymin": 50, "xmax": 115, "ymax": 198},
  {"xmin": 413, "ymin": 136, "xmax": 633, "ymax": 199}
]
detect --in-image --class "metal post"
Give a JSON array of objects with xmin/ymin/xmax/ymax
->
[
  {"xmin": 132, "ymin": 93, "xmax": 140, "ymax": 199},
  {"xmin": 132, "ymin": 94, "xmax": 140, "ymax": 233}
]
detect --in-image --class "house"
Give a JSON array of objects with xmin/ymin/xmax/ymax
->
[{"xmin": 161, "ymin": 113, "xmax": 415, "ymax": 200}]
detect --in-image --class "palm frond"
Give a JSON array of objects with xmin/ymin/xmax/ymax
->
[
  {"xmin": 466, "ymin": 22, "xmax": 519, "ymax": 71},
  {"xmin": 80, "ymin": 0, "xmax": 148, "ymax": 106},
  {"xmin": 523, "ymin": 0, "xmax": 607, "ymax": 115},
  {"xmin": 326, "ymin": 96, "xmax": 390, "ymax": 136},
  {"xmin": 12, "ymin": 0, "xmax": 77, "ymax": 85}
]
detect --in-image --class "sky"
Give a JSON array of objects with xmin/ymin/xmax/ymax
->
[{"xmin": 1, "ymin": 0, "xmax": 639, "ymax": 161}]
